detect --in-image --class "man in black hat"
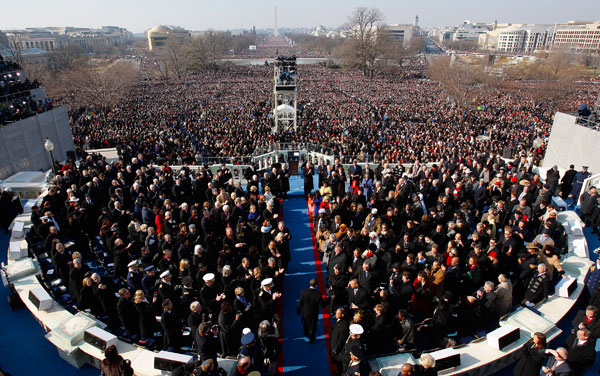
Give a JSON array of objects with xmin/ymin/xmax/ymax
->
[
  {"xmin": 297, "ymin": 278, "xmax": 325, "ymax": 344},
  {"xmin": 344, "ymin": 345, "xmax": 371, "ymax": 376}
]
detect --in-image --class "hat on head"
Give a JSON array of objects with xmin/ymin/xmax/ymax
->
[
  {"xmin": 371, "ymin": 208, "xmax": 378, "ymax": 215},
  {"xmin": 127, "ymin": 260, "xmax": 139, "ymax": 268},
  {"xmin": 241, "ymin": 332, "xmax": 255, "ymax": 345},
  {"xmin": 144, "ymin": 265, "xmax": 156, "ymax": 272},
  {"xmin": 526, "ymin": 243, "xmax": 539, "ymax": 251},
  {"xmin": 261, "ymin": 278, "xmax": 274, "ymax": 287},
  {"xmin": 519, "ymin": 180, "xmax": 531, "ymax": 187},
  {"xmin": 69, "ymin": 197, "xmax": 79, "ymax": 202},
  {"xmin": 160, "ymin": 270, "xmax": 171, "ymax": 278},
  {"xmin": 349, "ymin": 324, "xmax": 364, "ymax": 335},
  {"xmin": 318, "ymin": 208, "xmax": 326, "ymax": 214},
  {"xmin": 583, "ymin": 166, "xmax": 589, "ymax": 169},
  {"xmin": 203, "ymin": 273, "xmax": 215, "ymax": 282},
  {"xmin": 242, "ymin": 328, "xmax": 251, "ymax": 335},
  {"xmin": 350, "ymin": 345, "xmax": 364, "ymax": 358}
]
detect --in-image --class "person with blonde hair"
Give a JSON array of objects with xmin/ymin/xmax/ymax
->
[{"xmin": 133, "ymin": 289, "xmax": 159, "ymax": 339}]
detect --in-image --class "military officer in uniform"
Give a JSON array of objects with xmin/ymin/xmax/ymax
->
[
  {"xmin": 585, "ymin": 258, "xmax": 600, "ymax": 305},
  {"xmin": 126, "ymin": 260, "xmax": 143, "ymax": 291},
  {"xmin": 200, "ymin": 273, "xmax": 226, "ymax": 319},
  {"xmin": 179, "ymin": 275, "xmax": 199, "ymax": 319},
  {"xmin": 141, "ymin": 265, "xmax": 159, "ymax": 298},
  {"xmin": 339, "ymin": 324, "xmax": 365, "ymax": 375},
  {"xmin": 158, "ymin": 270, "xmax": 178, "ymax": 307},
  {"xmin": 344, "ymin": 345, "xmax": 371, "ymax": 376},
  {"xmin": 571, "ymin": 166, "xmax": 591, "ymax": 206},
  {"xmin": 258, "ymin": 278, "xmax": 282, "ymax": 321}
]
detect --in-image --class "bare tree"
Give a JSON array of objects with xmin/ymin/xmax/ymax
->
[
  {"xmin": 47, "ymin": 44, "xmax": 85, "ymax": 73},
  {"xmin": 545, "ymin": 49, "xmax": 572, "ymax": 77},
  {"xmin": 427, "ymin": 56, "xmax": 480, "ymax": 108},
  {"xmin": 1, "ymin": 32, "xmax": 25, "ymax": 66},
  {"xmin": 342, "ymin": 7, "xmax": 385, "ymax": 77},
  {"xmin": 49, "ymin": 61, "xmax": 139, "ymax": 114}
]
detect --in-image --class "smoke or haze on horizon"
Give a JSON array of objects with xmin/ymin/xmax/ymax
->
[{"xmin": 2, "ymin": 0, "xmax": 599, "ymax": 33}]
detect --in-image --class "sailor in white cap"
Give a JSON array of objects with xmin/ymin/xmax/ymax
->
[
  {"xmin": 158, "ymin": 270, "xmax": 176, "ymax": 303},
  {"xmin": 339, "ymin": 324, "xmax": 366, "ymax": 374},
  {"xmin": 257, "ymin": 278, "xmax": 281, "ymax": 319},
  {"xmin": 200, "ymin": 273, "xmax": 226, "ymax": 316},
  {"xmin": 126, "ymin": 260, "xmax": 143, "ymax": 291}
]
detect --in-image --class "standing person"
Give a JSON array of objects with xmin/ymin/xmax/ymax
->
[
  {"xmin": 560, "ymin": 165, "xmax": 577, "ymax": 200},
  {"xmin": 579, "ymin": 186, "xmax": 598, "ymax": 226},
  {"xmin": 570, "ymin": 166, "xmax": 591, "ymax": 206},
  {"xmin": 330, "ymin": 308, "xmax": 350, "ymax": 373},
  {"xmin": 303, "ymin": 162, "xmax": 315, "ymax": 199},
  {"xmin": 344, "ymin": 346, "xmax": 371, "ymax": 376},
  {"xmin": 297, "ymin": 278, "xmax": 325, "ymax": 344},
  {"xmin": 161, "ymin": 299, "xmax": 182, "ymax": 351},
  {"xmin": 563, "ymin": 328, "xmax": 596, "ymax": 376},
  {"xmin": 514, "ymin": 332, "xmax": 547, "ymax": 376}
]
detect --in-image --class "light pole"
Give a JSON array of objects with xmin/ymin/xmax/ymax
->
[{"xmin": 44, "ymin": 138, "xmax": 56, "ymax": 177}]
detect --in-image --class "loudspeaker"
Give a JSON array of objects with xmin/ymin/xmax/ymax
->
[
  {"xmin": 556, "ymin": 277, "xmax": 577, "ymax": 298},
  {"xmin": 502, "ymin": 147, "xmax": 515, "ymax": 159},
  {"xmin": 154, "ymin": 351, "xmax": 193, "ymax": 371},
  {"xmin": 487, "ymin": 324, "xmax": 520, "ymax": 350},
  {"xmin": 84, "ymin": 326, "xmax": 118, "ymax": 351},
  {"xmin": 9, "ymin": 241, "xmax": 26, "ymax": 260},
  {"xmin": 428, "ymin": 348, "xmax": 461, "ymax": 371},
  {"xmin": 11, "ymin": 221, "xmax": 24, "ymax": 239},
  {"xmin": 28, "ymin": 287, "xmax": 52, "ymax": 310}
]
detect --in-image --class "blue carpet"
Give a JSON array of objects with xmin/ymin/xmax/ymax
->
[
  {"xmin": 281, "ymin": 196, "xmax": 331, "ymax": 376},
  {"xmin": 0, "ymin": 230, "xmax": 98, "ymax": 375}
]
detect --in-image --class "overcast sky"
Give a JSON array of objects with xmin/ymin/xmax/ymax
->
[{"xmin": 3, "ymin": 0, "xmax": 599, "ymax": 33}]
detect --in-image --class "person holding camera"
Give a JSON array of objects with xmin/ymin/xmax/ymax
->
[{"xmin": 196, "ymin": 322, "xmax": 220, "ymax": 365}]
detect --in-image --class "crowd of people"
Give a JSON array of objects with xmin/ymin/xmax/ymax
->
[
  {"xmin": 26, "ymin": 153, "xmax": 294, "ymax": 376},
  {"xmin": 296, "ymin": 153, "xmax": 600, "ymax": 375},
  {"xmin": 69, "ymin": 58, "xmax": 599, "ymax": 166},
  {"xmin": 0, "ymin": 57, "xmax": 52, "ymax": 126},
  {"xmin": 8, "ymin": 55, "xmax": 600, "ymax": 376}
]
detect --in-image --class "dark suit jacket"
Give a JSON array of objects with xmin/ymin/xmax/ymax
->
[
  {"xmin": 297, "ymin": 287, "xmax": 324, "ymax": 321},
  {"xmin": 330, "ymin": 318, "xmax": 349, "ymax": 355},
  {"xmin": 564, "ymin": 334, "xmax": 596, "ymax": 375},
  {"xmin": 347, "ymin": 286, "xmax": 369, "ymax": 310},
  {"xmin": 357, "ymin": 269, "xmax": 379, "ymax": 293},
  {"xmin": 545, "ymin": 357, "xmax": 573, "ymax": 376}
]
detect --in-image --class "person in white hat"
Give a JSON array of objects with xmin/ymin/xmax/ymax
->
[
  {"xmin": 158, "ymin": 270, "xmax": 176, "ymax": 303},
  {"xmin": 338, "ymin": 324, "xmax": 365, "ymax": 374},
  {"xmin": 363, "ymin": 208, "xmax": 382, "ymax": 234},
  {"xmin": 257, "ymin": 278, "xmax": 281, "ymax": 320},
  {"xmin": 200, "ymin": 273, "xmax": 226, "ymax": 316}
]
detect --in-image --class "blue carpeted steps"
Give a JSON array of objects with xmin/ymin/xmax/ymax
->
[{"xmin": 280, "ymin": 192, "xmax": 332, "ymax": 375}]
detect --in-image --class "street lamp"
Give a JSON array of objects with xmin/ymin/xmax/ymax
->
[{"xmin": 44, "ymin": 138, "xmax": 56, "ymax": 177}]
